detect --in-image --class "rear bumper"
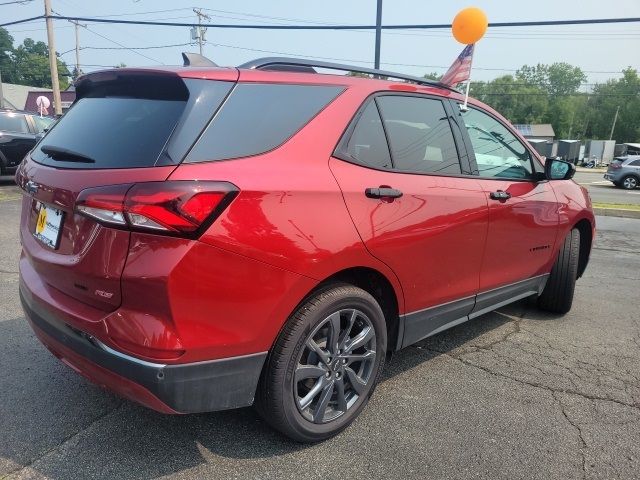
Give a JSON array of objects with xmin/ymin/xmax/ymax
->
[{"xmin": 20, "ymin": 285, "xmax": 267, "ymax": 414}]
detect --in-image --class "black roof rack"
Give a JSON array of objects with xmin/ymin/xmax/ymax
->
[{"xmin": 238, "ymin": 57, "xmax": 456, "ymax": 92}]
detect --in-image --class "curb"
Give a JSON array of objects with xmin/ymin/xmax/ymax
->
[{"xmin": 593, "ymin": 207, "xmax": 640, "ymax": 219}]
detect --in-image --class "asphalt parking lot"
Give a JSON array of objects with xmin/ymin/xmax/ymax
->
[{"xmin": 1, "ymin": 176, "xmax": 639, "ymax": 480}]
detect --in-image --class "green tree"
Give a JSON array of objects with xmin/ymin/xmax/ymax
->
[
  {"xmin": 13, "ymin": 38, "xmax": 71, "ymax": 89},
  {"xmin": 0, "ymin": 27, "xmax": 17, "ymax": 83},
  {"xmin": 423, "ymin": 72, "xmax": 441, "ymax": 81},
  {"xmin": 586, "ymin": 68, "xmax": 640, "ymax": 142},
  {"xmin": 516, "ymin": 63, "xmax": 586, "ymax": 96},
  {"xmin": 0, "ymin": 28, "xmax": 71, "ymax": 89}
]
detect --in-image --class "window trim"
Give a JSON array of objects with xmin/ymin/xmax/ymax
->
[
  {"xmin": 333, "ymin": 91, "xmax": 473, "ymax": 177},
  {"xmin": 449, "ymin": 100, "xmax": 545, "ymax": 182}
]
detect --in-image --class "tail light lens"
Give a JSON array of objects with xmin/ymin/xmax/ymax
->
[
  {"xmin": 76, "ymin": 181, "xmax": 238, "ymax": 238},
  {"xmin": 610, "ymin": 163, "xmax": 622, "ymax": 169}
]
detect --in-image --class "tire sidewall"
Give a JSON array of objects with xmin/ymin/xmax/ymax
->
[{"xmin": 277, "ymin": 287, "xmax": 387, "ymax": 441}]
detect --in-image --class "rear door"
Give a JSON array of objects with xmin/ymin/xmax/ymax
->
[
  {"xmin": 330, "ymin": 94, "xmax": 488, "ymax": 346},
  {"xmin": 18, "ymin": 70, "xmax": 236, "ymax": 311},
  {"xmin": 454, "ymin": 104, "xmax": 559, "ymax": 305}
]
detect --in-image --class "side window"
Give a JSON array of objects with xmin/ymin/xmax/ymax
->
[
  {"xmin": 376, "ymin": 96, "xmax": 461, "ymax": 175},
  {"xmin": 186, "ymin": 83, "xmax": 344, "ymax": 162},
  {"xmin": 629, "ymin": 160, "xmax": 640, "ymax": 167},
  {"xmin": 460, "ymin": 107, "xmax": 533, "ymax": 179},
  {"xmin": 344, "ymin": 101, "xmax": 392, "ymax": 169},
  {"xmin": 0, "ymin": 112, "xmax": 29, "ymax": 134}
]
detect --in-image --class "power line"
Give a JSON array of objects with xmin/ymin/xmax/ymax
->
[
  {"xmin": 4, "ymin": 14, "xmax": 639, "ymax": 30},
  {"xmin": 0, "ymin": 0, "xmax": 34, "ymax": 5},
  {"xmin": 81, "ymin": 25, "xmax": 163, "ymax": 64}
]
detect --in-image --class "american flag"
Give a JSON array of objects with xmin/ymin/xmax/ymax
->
[{"xmin": 440, "ymin": 44, "xmax": 475, "ymax": 87}]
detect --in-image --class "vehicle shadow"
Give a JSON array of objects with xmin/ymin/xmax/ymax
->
[{"xmin": 0, "ymin": 300, "xmax": 530, "ymax": 479}]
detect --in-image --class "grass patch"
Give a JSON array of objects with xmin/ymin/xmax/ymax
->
[{"xmin": 593, "ymin": 202, "xmax": 640, "ymax": 212}]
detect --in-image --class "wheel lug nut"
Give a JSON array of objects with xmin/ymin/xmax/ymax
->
[{"xmin": 342, "ymin": 359, "xmax": 347, "ymax": 364}]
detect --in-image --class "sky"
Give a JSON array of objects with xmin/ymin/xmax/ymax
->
[{"xmin": 2, "ymin": 0, "xmax": 639, "ymax": 87}]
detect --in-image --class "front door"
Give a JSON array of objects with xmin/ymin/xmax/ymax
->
[
  {"xmin": 330, "ymin": 94, "xmax": 488, "ymax": 346},
  {"xmin": 456, "ymin": 105, "xmax": 559, "ymax": 312}
]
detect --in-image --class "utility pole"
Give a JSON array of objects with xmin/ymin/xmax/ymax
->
[
  {"xmin": 193, "ymin": 8, "xmax": 211, "ymax": 56},
  {"xmin": 44, "ymin": 0, "xmax": 62, "ymax": 115},
  {"xmin": 68, "ymin": 19, "xmax": 85, "ymax": 79},
  {"xmin": 374, "ymin": 0, "xmax": 382, "ymax": 69},
  {"xmin": 609, "ymin": 105, "xmax": 620, "ymax": 140},
  {"xmin": 0, "ymin": 70, "xmax": 4, "ymax": 109}
]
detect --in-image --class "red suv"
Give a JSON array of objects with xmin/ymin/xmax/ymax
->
[{"xmin": 17, "ymin": 57, "xmax": 595, "ymax": 442}]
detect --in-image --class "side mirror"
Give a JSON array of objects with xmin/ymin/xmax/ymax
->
[{"xmin": 545, "ymin": 158, "xmax": 575, "ymax": 180}]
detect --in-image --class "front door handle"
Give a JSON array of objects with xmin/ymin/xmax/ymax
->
[
  {"xmin": 489, "ymin": 190, "xmax": 511, "ymax": 201},
  {"xmin": 365, "ymin": 187, "xmax": 403, "ymax": 199}
]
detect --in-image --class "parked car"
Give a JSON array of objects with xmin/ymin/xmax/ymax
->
[
  {"xmin": 0, "ymin": 109, "xmax": 55, "ymax": 175},
  {"xmin": 604, "ymin": 156, "xmax": 640, "ymax": 189},
  {"xmin": 16, "ymin": 57, "xmax": 595, "ymax": 442}
]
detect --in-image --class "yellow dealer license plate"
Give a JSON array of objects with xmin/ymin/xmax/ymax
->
[{"xmin": 34, "ymin": 202, "xmax": 64, "ymax": 249}]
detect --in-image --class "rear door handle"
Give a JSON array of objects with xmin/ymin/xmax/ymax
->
[
  {"xmin": 489, "ymin": 190, "xmax": 511, "ymax": 201},
  {"xmin": 365, "ymin": 187, "xmax": 403, "ymax": 199}
]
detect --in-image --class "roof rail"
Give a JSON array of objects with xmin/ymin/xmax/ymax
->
[{"xmin": 238, "ymin": 57, "xmax": 456, "ymax": 92}]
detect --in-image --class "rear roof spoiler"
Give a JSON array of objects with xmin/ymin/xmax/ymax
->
[{"xmin": 182, "ymin": 52, "xmax": 218, "ymax": 67}]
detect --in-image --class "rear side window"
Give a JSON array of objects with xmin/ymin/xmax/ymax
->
[
  {"xmin": 344, "ymin": 102, "xmax": 392, "ymax": 169},
  {"xmin": 376, "ymin": 96, "xmax": 461, "ymax": 174},
  {"xmin": 629, "ymin": 159, "xmax": 640, "ymax": 166},
  {"xmin": 186, "ymin": 83, "xmax": 344, "ymax": 163},
  {"xmin": 0, "ymin": 112, "xmax": 29, "ymax": 133}
]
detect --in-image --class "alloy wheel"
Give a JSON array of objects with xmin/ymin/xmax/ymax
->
[
  {"xmin": 623, "ymin": 176, "xmax": 638, "ymax": 189},
  {"xmin": 294, "ymin": 308, "xmax": 377, "ymax": 424}
]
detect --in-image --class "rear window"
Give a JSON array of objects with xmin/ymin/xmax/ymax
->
[
  {"xmin": 31, "ymin": 115, "xmax": 55, "ymax": 133},
  {"xmin": 185, "ymin": 83, "xmax": 344, "ymax": 163},
  {"xmin": 32, "ymin": 97, "xmax": 186, "ymax": 169},
  {"xmin": 0, "ymin": 112, "xmax": 29, "ymax": 133}
]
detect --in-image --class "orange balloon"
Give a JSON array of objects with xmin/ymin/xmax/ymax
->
[{"xmin": 452, "ymin": 7, "xmax": 488, "ymax": 44}]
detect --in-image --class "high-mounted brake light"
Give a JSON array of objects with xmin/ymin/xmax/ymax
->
[{"xmin": 76, "ymin": 181, "xmax": 238, "ymax": 237}]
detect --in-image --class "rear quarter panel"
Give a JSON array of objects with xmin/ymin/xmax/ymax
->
[{"xmin": 168, "ymin": 80, "xmax": 408, "ymax": 313}]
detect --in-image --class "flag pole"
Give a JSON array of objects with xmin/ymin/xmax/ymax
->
[{"xmin": 461, "ymin": 44, "xmax": 474, "ymax": 111}]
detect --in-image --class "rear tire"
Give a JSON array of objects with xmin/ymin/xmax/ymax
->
[
  {"xmin": 255, "ymin": 284, "xmax": 387, "ymax": 442},
  {"xmin": 538, "ymin": 229, "xmax": 580, "ymax": 314},
  {"xmin": 621, "ymin": 175, "xmax": 638, "ymax": 190}
]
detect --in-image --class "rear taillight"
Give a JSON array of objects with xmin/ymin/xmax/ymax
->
[
  {"xmin": 610, "ymin": 163, "xmax": 622, "ymax": 169},
  {"xmin": 76, "ymin": 181, "xmax": 238, "ymax": 237}
]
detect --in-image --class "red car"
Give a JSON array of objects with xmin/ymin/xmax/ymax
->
[{"xmin": 17, "ymin": 56, "xmax": 595, "ymax": 442}]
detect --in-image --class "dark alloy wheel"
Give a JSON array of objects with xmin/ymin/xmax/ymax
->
[
  {"xmin": 295, "ymin": 308, "xmax": 377, "ymax": 424},
  {"xmin": 255, "ymin": 284, "xmax": 386, "ymax": 442},
  {"xmin": 621, "ymin": 175, "xmax": 638, "ymax": 190}
]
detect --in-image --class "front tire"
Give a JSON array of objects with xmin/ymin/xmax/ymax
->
[
  {"xmin": 538, "ymin": 229, "xmax": 580, "ymax": 314},
  {"xmin": 256, "ymin": 284, "xmax": 387, "ymax": 442}
]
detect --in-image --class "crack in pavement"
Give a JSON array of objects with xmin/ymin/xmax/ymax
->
[
  {"xmin": 553, "ymin": 392, "xmax": 588, "ymax": 480},
  {"xmin": 4, "ymin": 401, "xmax": 124, "ymax": 479}
]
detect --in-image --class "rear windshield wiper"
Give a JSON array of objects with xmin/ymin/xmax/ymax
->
[{"xmin": 40, "ymin": 145, "xmax": 96, "ymax": 163}]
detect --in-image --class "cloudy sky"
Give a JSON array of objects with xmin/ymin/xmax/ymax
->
[{"xmin": 2, "ymin": 0, "xmax": 639, "ymax": 86}]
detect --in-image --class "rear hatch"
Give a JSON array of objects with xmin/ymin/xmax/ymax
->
[{"xmin": 18, "ymin": 68, "xmax": 237, "ymax": 311}]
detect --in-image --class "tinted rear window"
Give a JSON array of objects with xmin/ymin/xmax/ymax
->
[
  {"xmin": 32, "ymin": 97, "xmax": 186, "ymax": 169},
  {"xmin": 0, "ymin": 112, "xmax": 29, "ymax": 133},
  {"xmin": 185, "ymin": 83, "xmax": 344, "ymax": 163}
]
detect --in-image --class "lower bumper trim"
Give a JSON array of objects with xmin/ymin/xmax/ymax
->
[{"xmin": 20, "ymin": 286, "xmax": 267, "ymax": 414}]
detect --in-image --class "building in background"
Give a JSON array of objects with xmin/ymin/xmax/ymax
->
[
  {"xmin": 514, "ymin": 124, "xmax": 557, "ymax": 158},
  {"xmin": 24, "ymin": 88, "xmax": 75, "ymax": 115},
  {"xmin": 1, "ymin": 83, "xmax": 51, "ymax": 110}
]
